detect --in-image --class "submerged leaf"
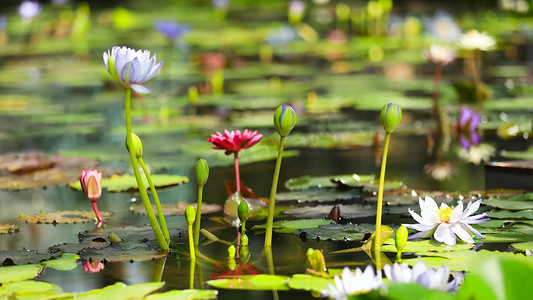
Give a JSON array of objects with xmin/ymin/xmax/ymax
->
[{"xmin": 18, "ymin": 210, "xmax": 112, "ymax": 224}]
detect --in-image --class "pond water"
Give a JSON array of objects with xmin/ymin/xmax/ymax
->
[{"xmin": 0, "ymin": 0, "xmax": 532, "ymax": 299}]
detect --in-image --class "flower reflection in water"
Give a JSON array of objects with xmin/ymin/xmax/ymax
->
[{"xmin": 83, "ymin": 260, "xmax": 105, "ymax": 273}]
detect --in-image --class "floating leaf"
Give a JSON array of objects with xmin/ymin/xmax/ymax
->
[
  {"xmin": 207, "ymin": 275, "xmax": 290, "ymax": 291},
  {"xmin": 255, "ymin": 219, "xmax": 335, "ymax": 234},
  {"xmin": 146, "ymin": 289, "xmax": 218, "ymax": 300},
  {"xmin": 59, "ymin": 282, "xmax": 165, "ymax": 299},
  {"xmin": 0, "ymin": 264, "xmax": 43, "ymax": 283},
  {"xmin": 40, "ymin": 253, "xmax": 80, "ymax": 271},
  {"xmin": 0, "ymin": 250, "xmax": 60, "ymax": 266},
  {"xmin": 510, "ymin": 241, "xmax": 533, "ymax": 253},
  {"xmin": 70, "ymin": 173, "xmax": 189, "ymax": 192},
  {"xmin": 295, "ymin": 223, "xmax": 376, "ymax": 241},
  {"xmin": 18, "ymin": 210, "xmax": 112, "ymax": 224},
  {"xmin": 287, "ymin": 274, "xmax": 331, "ymax": 292},
  {"xmin": 283, "ymin": 204, "xmax": 376, "ymax": 219},
  {"xmin": 79, "ymin": 244, "xmax": 168, "ymax": 262},
  {"xmin": 0, "ymin": 224, "xmax": 19, "ymax": 234},
  {"xmin": 0, "ymin": 280, "xmax": 62, "ymax": 299},
  {"xmin": 484, "ymin": 199, "xmax": 533, "ymax": 210},
  {"xmin": 489, "ymin": 209, "xmax": 533, "ymax": 219},
  {"xmin": 381, "ymin": 239, "xmax": 475, "ymax": 253},
  {"xmin": 275, "ymin": 189, "xmax": 359, "ymax": 203},
  {"xmin": 130, "ymin": 201, "xmax": 222, "ymax": 216},
  {"xmin": 285, "ymin": 173, "xmax": 374, "ymax": 190}
]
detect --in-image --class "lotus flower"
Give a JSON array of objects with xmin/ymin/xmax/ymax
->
[
  {"xmin": 103, "ymin": 46, "xmax": 163, "ymax": 95},
  {"xmin": 207, "ymin": 129, "xmax": 263, "ymax": 155},
  {"xmin": 384, "ymin": 262, "xmax": 462, "ymax": 291},
  {"xmin": 423, "ymin": 44, "xmax": 457, "ymax": 65},
  {"xmin": 80, "ymin": 169, "xmax": 104, "ymax": 223},
  {"xmin": 403, "ymin": 196, "xmax": 489, "ymax": 246},
  {"xmin": 458, "ymin": 30, "xmax": 496, "ymax": 51},
  {"xmin": 18, "ymin": 1, "xmax": 41, "ymax": 23},
  {"xmin": 458, "ymin": 106, "xmax": 481, "ymax": 149},
  {"xmin": 322, "ymin": 266, "xmax": 382, "ymax": 300},
  {"xmin": 154, "ymin": 20, "xmax": 189, "ymax": 41}
]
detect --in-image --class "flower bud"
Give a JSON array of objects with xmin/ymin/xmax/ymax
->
[
  {"xmin": 241, "ymin": 234, "xmax": 249, "ymax": 246},
  {"xmin": 274, "ymin": 104, "xmax": 296, "ymax": 137},
  {"xmin": 228, "ymin": 258, "xmax": 236, "ymax": 271},
  {"xmin": 195, "ymin": 159, "xmax": 209, "ymax": 187},
  {"xmin": 239, "ymin": 246, "xmax": 250, "ymax": 263},
  {"xmin": 108, "ymin": 233, "xmax": 122, "ymax": 243},
  {"xmin": 395, "ymin": 225, "xmax": 408, "ymax": 254},
  {"xmin": 80, "ymin": 169, "xmax": 102, "ymax": 202},
  {"xmin": 380, "ymin": 103, "xmax": 402, "ymax": 133},
  {"xmin": 185, "ymin": 205, "xmax": 196, "ymax": 226},
  {"xmin": 125, "ymin": 133, "xmax": 143, "ymax": 158},
  {"xmin": 238, "ymin": 200, "xmax": 249, "ymax": 223},
  {"xmin": 228, "ymin": 245, "xmax": 236, "ymax": 258}
]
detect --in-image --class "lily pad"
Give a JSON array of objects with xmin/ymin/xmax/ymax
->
[
  {"xmin": 0, "ymin": 224, "xmax": 19, "ymax": 234},
  {"xmin": 0, "ymin": 250, "xmax": 60, "ymax": 266},
  {"xmin": 146, "ymin": 289, "xmax": 218, "ymax": 300},
  {"xmin": 18, "ymin": 210, "xmax": 112, "ymax": 224},
  {"xmin": 70, "ymin": 173, "xmax": 189, "ymax": 192},
  {"xmin": 284, "ymin": 173, "xmax": 402, "ymax": 191},
  {"xmin": 0, "ymin": 264, "xmax": 43, "ymax": 283},
  {"xmin": 40, "ymin": 253, "xmax": 80, "ymax": 271},
  {"xmin": 275, "ymin": 188, "xmax": 359, "ymax": 203},
  {"xmin": 255, "ymin": 219, "xmax": 335, "ymax": 234},
  {"xmin": 79, "ymin": 244, "xmax": 168, "ymax": 262},
  {"xmin": 0, "ymin": 280, "xmax": 62, "ymax": 299},
  {"xmin": 59, "ymin": 282, "xmax": 165, "ymax": 299},
  {"xmin": 484, "ymin": 199, "xmax": 533, "ymax": 210},
  {"xmin": 489, "ymin": 209, "xmax": 533, "ymax": 219},
  {"xmin": 294, "ymin": 223, "xmax": 376, "ymax": 241},
  {"xmin": 130, "ymin": 201, "xmax": 222, "ymax": 216},
  {"xmin": 287, "ymin": 274, "xmax": 331, "ymax": 292},
  {"xmin": 283, "ymin": 204, "xmax": 376, "ymax": 219},
  {"xmin": 207, "ymin": 274, "xmax": 290, "ymax": 291},
  {"xmin": 510, "ymin": 241, "xmax": 533, "ymax": 252}
]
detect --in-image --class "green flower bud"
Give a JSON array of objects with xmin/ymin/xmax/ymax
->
[
  {"xmin": 380, "ymin": 103, "xmax": 402, "ymax": 133},
  {"xmin": 239, "ymin": 246, "xmax": 250, "ymax": 263},
  {"xmin": 195, "ymin": 159, "xmax": 209, "ymax": 187},
  {"xmin": 241, "ymin": 234, "xmax": 249, "ymax": 246},
  {"xmin": 108, "ymin": 233, "xmax": 122, "ymax": 243},
  {"xmin": 228, "ymin": 245, "xmax": 236, "ymax": 258},
  {"xmin": 238, "ymin": 200, "xmax": 249, "ymax": 223},
  {"xmin": 395, "ymin": 225, "xmax": 408, "ymax": 253},
  {"xmin": 185, "ymin": 205, "xmax": 196, "ymax": 226},
  {"xmin": 228, "ymin": 258, "xmax": 236, "ymax": 271},
  {"xmin": 274, "ymin": 104, "xmax": 296, "ymax": 137},
  {"xmin": 125, "ymin": 133, "xmax": 143, "ymax": 158},
  {"xmin": 306, "ymin": 248, "xmax": 314, "ymax": 259}
]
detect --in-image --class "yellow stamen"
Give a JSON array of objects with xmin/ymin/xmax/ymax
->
[{"xmin": 437, "ymin": 206, "xmax": 454, "ymax": 223}]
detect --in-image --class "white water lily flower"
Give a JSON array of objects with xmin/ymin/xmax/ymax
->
[
  {"xmin": 458, "ymin": 30, "xmax": 496, "ymax": 51},
  {"xmin": 103, "ymin": 46, "xmax": 163, "ymax": 95},
  {"xmin": 322, "ymin": 266, "xmax": 382, "ymax": 300},
  {"xmin": 384, "ymin": 262, "xmax": 462, "ymax": 291},
  {"xmin": 423, "ymin": 44, "xmax": 457, "ymax": 65},
  {"xmin": 403, "ymin": 196, "xmax": 489, "ymax": 246}
]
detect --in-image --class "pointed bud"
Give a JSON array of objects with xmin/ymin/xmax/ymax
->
[
  {"xmin": 239, "ymin": 246, "xmax": 250, "ymax": 263},
  {"xmin": 108, "ymin": 233, "xmax": 122, "ymax": 243},
  {"xmin": 195, "ymin": 159, "xmax": 209, "ymax": 187},
  {"xmin": 80, "ymin": 169, "xmax": 102, "ymax": 202},
  {"xmin": 185, "ymin": 205, "xmax": 196, "ymax": 226},
  {"xmin": 228, "ymin": 245, "xmax": 236, "ymax": 258},
  {"xmin": 228, "ymin": 258, "xmax": 236, "ymax": 271},
  {"xmin": 125, "ymin": 133, "xmax": 143, "ymax": 158},
  {"xmin": 395, "ymin": 225, "xmax": 408, "ymax": 254},
  {"xmin": 241, "ymin": 234, "xmax": 249, "ymax": 246},
  {"xmin": 380, "ymin": 103, "xmax": 402, "ymax": 133},
  {"xmin": 274, "ymin": 104, "xmax": 296, "ymax": 137},
  {"xmin": 238, "ymin": 200, "xmax": 249, "ymax": 223}
]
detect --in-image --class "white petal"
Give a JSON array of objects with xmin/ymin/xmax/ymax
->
[
  {"xmin": 434, "ymin": 225, "xmax": 456, "ymax": 246},
  {"xmin": 130, "ymin": 57, "xmax": 142, "ymax": 83},
  {"xmin": 408, "ymin": 209, "xmax": 433, "ymax": 225},
  {"xmin": 131, "ymin": 84, "xmax": 152, "ymax": 95},
  {"xmin": 144, "ymin": 60, "xmax": 164, "ymax": 81},
  {"xmin": 406, "ymin": 223, "xmax": 436, "ymax": 232},
  {"xmin": 451, "ymin": 224, "xmax": 474, "ymax": 243},
  {"xmin": 449, "ymin": 202, "xmax": 463, "ymax": 222}
]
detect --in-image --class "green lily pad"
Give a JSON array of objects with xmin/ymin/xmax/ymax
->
[
  {"xmin": 484, "ymin": 199, "xmax": 533, "ymax": 210},
  {"xmin": 285, "ymin": 131, "xmax": 374, "ymax": 149},
  {"xmin": 0, "ymin": 264, "xmax": 43, "ymax": 283},
  {"xmin": 40, "ymin": 253, "xmax": 80, "ymax": 271},
  {"xmin": 0, "ymin": 250, "xmax": 60, "ymax": 266},
  {"xmin": 255, "ymin": 219, "xmax": 335, "ymax": 234},
  {"xmin": 0, "ymin": 280, "xmax": 62, "ymax": 299},
  {"xmin": 207, "ymin": 274, "xmax": 290, "ymax": 291},
  {"xmin": 275, "ymin": 188, "xmax": 359, "ymax": 203},
  {"xmin": 510, "ymin": 241, "xmax": 533, "ymax": 253},
  {"xmin": 145, "ymin": 289, "xmax": 218, "ymax": 300},
  {"xmin": 381, "ymin": 239, "xmax": 475, "ymax": 253},
  {"xmin": 294, "ymin": 223, "xmax": 376, "ymax": 241},
  {"xmin": 70, "ymin": 173, "xmax": 189, "ymax": 192},
  {"xmin": 79, "ymin": 244, "xmax": 168, "ymax": 263},
  {"xmin": 129, "ymin": 201, "xmax": 222, "ymax": 216},
  {"xmin": 283, "ymin": 204, "xmax": 376, "ymax": 219},
  {"xmin": 60, "ymin": 282, "xmax": 165, "ymax": 300},
  {"xmin": 284, "ymin": 173, "xmax": 404, "ymax": 191},
  {"xmin": 0, "ymin": 224, "xmax": 19, "ymax": 234},
  {"xmin": 489, "ymin": 209, "xmax": 533, "ymax": 219},
  {"xmin": 18, "ymin": 210, "xmax": 112, "ymax": 224},
  {"xmin": 287, "ymin": 274, "xmax": 331, "ymax": 292}
]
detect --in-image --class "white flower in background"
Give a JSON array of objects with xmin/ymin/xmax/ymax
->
[
  {"xmin": 322, "ymin": 266, "xmax": 382, "ymax": 300},
  {"xmin": 423, "ymin": 44, "xmax": 457, "ymax": 65},
  {"xmin": 424, "ymin": 11, "xmax": 462, "ymax": 42},
  {"xmin": 18, "ymin": 1, "xmax": 41, "ymax": 23},
  {"xmin": 423, "ymin": 161, "xmax": 456, "ymax": 181},
  {"xmin": 384, "ymin": 262, "xmax": 462, "ymax": 291},
  {"xmin": 457, "ymin": 143, "xmax": 496, "ymax": 165},
  {"xmin": 403, "ymin": 196, "xmax": 489, "ymax": 246},
  {"xmin": 103, "ymin": 46, "xmax": 163, "ymax": 95},
  {"xmin": 458, "ymin": 30, "xmax": 496, "ymax": 51}
]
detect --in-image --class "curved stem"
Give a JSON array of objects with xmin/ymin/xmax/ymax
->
[
  {"xmin": 139, "ymin": 156, "xmax": 170, "ymax": 243},
  {"xmin": 374, "ymin": 133, "xmax": 391, "ymax": 251},
  {"xmin": 125, "ymin": 88, "xmax": 168, "ymax": 251},
  {"xmin": 194, "ymin": 185, "xmax": 203, "ymax": 247},
  {"xmin": 91, "ymin": 201, "xmax": 103, "ymax": 223},
  {"xmin": 264, "ymin": 136, "xmax": 285, "ymax": 247},
  {"xmin": 234, "ymin": 152, "xmax": 241, "ymax": 193}
]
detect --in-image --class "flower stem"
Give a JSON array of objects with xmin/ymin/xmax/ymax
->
[
  {"xmin": 234, "ymin": 152, "xmax": 241, "ymax": 193},
  {"xmin": 124, "ymin": 88, "xmax": 168, "ymax": 251},
  {"xmin": 194, "ymin": 185, "xmax": 203, "ymax": 247},
  {"xmin": 188, "ymin": 222, "xmax": 196, "ymax": 261},
  {"xmin": 374, "ymin": 132, "xmax": 391, "ymax": 251},
  {"xmin": 91, "ymin": 201, "xmax": 104, "ymax": 223},
  {"xmin": 139, "ymin": 156, "xmax": 170, "ymax": 243},
  {"xmin": 264, "ymin": 136, "xmax": 285, "ymax": 247}
]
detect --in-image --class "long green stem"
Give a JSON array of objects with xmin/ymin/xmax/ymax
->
[
  {"xmin": 374, "ymin": 132, "xmax": 391, "ymax": 251},
  {"xmin": 125, "ymin": 88, "xmax": 168, "ymax": 251},
  {"xmin": 194, "ymin": 185, "xmax": 203, "ymax": 247},
  {"xmin": 188, "ymin": 223, "xmax": 196, "ymax": 260},
  {"xmin": 138, "ymin": 157, "xmax": 170, "ymax": 243},
  {"xmin": 264, "ymin": 136, "xmax": 285, "ymax": 247}
]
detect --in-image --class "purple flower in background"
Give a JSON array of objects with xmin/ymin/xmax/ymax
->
[
  {"xmin": 103, "ymin": 46, "xmax": 164, "ymax": 95},
  {"xmin": 0, "ymin": 16, "xmax": 7, "ymax": 31},
  {"xmin": 424, "ymin": 11, "xmax": 462, "ymax": 43},
  {"xmin": 384, "ymin": 262, "xmax": 462, "ymax": 291},
  {"xmin": 212, "ymin": 0, "xmax": 229, "ymax": 10},
  {"xmin": 458, "ymin": 106, "xmax": 481, "ymax": 149},
  {"xmin": 18, "ymin": 1, "xmax": 41, "ymax": 23},
  {"xmin": 154, "ymin": 20, "xmax": 189, "ymax": 41}
]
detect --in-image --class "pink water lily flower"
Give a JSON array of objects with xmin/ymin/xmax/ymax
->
[
  {"xmin": 103, "ymin": 46, "xmax": 163, "ymax": 95},
  {"xmin": 80, "ymin": 169, "xmax": 104, "ymax": 223},
  {"xmin": 207, "ymin": 129, "xmax": 263, "ymax": 155},
  {"xmin": 403, "ymin": 196, "xmax": 489, "ymax": 246},
  {"xmin": 83, "ymin": 260, "xmax": 105, "ymax": 273}
]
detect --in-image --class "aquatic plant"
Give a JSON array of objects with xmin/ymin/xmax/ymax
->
[
  {"xmin": 395, "ymin": 225, "xmax": 408, "ymax": 260},
  {"xmin": 457, "ymin": 106, "xmax": 481, "ymax": 149},
  {"xmin": 82, "ymin": 260, "xmax": 105, "ymax": 273},
  {"xmin": 322, "ymin": 266, "xmax": 382, "ymax": 300},
  {"xmin": 374, "ymin": 103, "xmax": 402, "ymax": 250},
  {"xmin": 238, "ymin": 200, "xmax": 249, "ymax": 246},
  {"xmin": 265, "ymin": 104, "xmax": 296, "ymax": 247},
  {"xmin": 186, "ymin": 205, "xmax": 196, "ymax": 261},
  {"xmin": 288, "ymin": 0, "xmax": 305, "ymax": 25},
  {"xmin": 207, "ymin": 129, "xmax": 263, "ymax": 194},
  {"xmin": 103, "ymin": 46, "xmax": 169, "ymax": 250},
  {"xmin": 384, "ymin": 262, "xmax": 462, "ymax": 291},
  {"xmin": 403, "ymin": 196, "xmax": 489, "ymax": 246},
  {"xmin": 423, "ymin": 11, "xmax": 462, "ymax": 42},
  {"xmin": 18, "ymin": 1, "xmax": 41, "ymax": 23},
  {"xmin": 79, "ymin": 169, "xmax": 103, "ymax": 225},
  {"xmin": 194, "ymin": 159, "xmax": 209, "ymax": 247}
]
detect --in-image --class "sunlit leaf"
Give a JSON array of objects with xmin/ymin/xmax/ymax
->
[
  {"xmin": 0, "ymin": 264, "xmax": 43, "ymax": 283},
  {"xmin": 286, "ymin": 274, "xmax": 331, "ymax": 292},
  {"xmin": 70, "ymin": 173, "xmax": 189, "ymax": 192},
  {"xmin": 130, "ymin": 201, "xmax": 222, "ymax": 216},
  {"xmin": 146, "ymin": 289, "xmax": 218, "ymax": 300},
  {"xmin": 66, "ymin": 282, "xmax": 165, "ymax": 300},
  {"xmin": 510, "ymin": 241, "xmax": 533, "ymax": 253},
  {"xmin": 381, "ymin": 239, "xmax": 475, "ymax": 253},
  {"xmin": 207, "ymin": 274, "xmax": 290, "ymax": 291},
  {"xmin": 0, "ymin": 280, "xmax": 62, "ymax": 299},
  {"xmin": 489, "ymin": 209, "xmax": 533, "ymax": 219},
  {"xmin": 18, "ymin": 210, "xmax": 112, "ymax": 224},
  {"xmin": 41, "ymin": 253, "xmax": 80, "ymax": 271}
]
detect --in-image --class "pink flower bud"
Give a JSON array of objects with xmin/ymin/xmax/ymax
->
[{"xmin": 80, "ymin": 169, "xmax": 102, "ymax": 202}]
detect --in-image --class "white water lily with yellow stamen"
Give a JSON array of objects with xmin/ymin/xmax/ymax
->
[{"xmin": 403, "ymin": 196, "xmax": 489, "ymax": 246}]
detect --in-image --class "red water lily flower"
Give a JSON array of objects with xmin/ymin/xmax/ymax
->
[{"xmin": 207, "ymin": 129, "xmax": 263, "ymax": 155}]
